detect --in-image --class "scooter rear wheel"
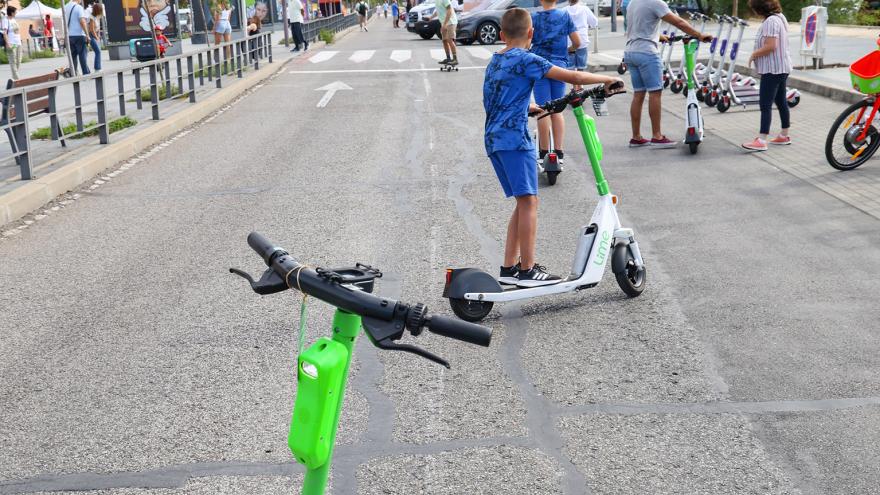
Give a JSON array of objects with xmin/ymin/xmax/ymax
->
[
  {"xmin": 613, "ymin": 244, "xmax": 646, "ymax": 298},
  {"xmin": 689, "ymin": 141, "xmax": 699, "ymax": 154},
  {"xmin": 546, "ymin": 171, "xmax": 559, "ymax": 185},
  {"xmin": 450, "ymin": 298, "xmax": 494, "ymax": 322}
]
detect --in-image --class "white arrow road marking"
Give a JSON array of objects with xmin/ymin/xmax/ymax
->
[
  {"xmin": 309, "ymin": 51, "xmax": 338, "ymax": 64},
  {"xmin": 349, "ymin": 50, "xmax": 376, "ymax": 63},
  {"xmin": 315, "ymin": 81, "xmax": 352, "ymax": 108},
  {"xmin": 465, "ymin": 46, "xmax": 493, "ymax": 60},
  {"xmin": 389, "ymin": 49, "xmax": 411, "ymax": 63},
  {"xmin": 430, "ymin": 49, "xmax": 446, "ymax": 61}
]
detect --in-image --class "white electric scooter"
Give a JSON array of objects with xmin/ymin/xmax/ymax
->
[
  {"xmin": 716, "ymin": 17, "xmax": 801, "ymax": 113},
  {"xmin": 670, "ymin": 13, "xmax": 708, "ymax": 95},
  {"xmin": 443, "ymin": 83, "xmax": 646, "ymax": 322}
]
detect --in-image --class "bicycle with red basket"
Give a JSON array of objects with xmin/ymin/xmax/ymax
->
[{"xmin": 824, "ymin": 35, "xmax": 880, "ymax": 170}]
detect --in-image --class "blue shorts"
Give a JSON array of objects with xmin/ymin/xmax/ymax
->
[
  {"xmin": 533, "ymin": 77, "xmax": 566, "ymax": 105},
  {"xmin": 624, "ymin": 51, "xmax": 663, "ymax": 92},
  {"xmin": 489, "ymin": 150, "xmax": 537, "ymax": 198},
  {"xmin": 568, "ymin": 47, "xmax": 588, "ymax": 70}
]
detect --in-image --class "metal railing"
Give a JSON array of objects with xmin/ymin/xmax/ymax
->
[
  {"xmin": 301, "ymin": 13, "xmax": 366, "ymax": 44},
  {"xmin": 0, "ymin": 32, "xmax": 274, "ymax": 181}
]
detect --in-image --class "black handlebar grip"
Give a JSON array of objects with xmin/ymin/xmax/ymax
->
[
  {"xmin": 426, "ymin": 315, "xmax": 492, "ymax": 347},
  {"xmin": 247, "ymin": 232, "xmax": 285, "ymax": 265}
]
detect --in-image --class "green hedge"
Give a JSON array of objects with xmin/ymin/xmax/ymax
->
[{"xmin": 31, "ymin": 116, "xmax": 138, "ymax": 140}]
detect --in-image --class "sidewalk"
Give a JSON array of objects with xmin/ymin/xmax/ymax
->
[{"xmin": 657, "ymin": 78, "xmax": 880, "ymax": 221}]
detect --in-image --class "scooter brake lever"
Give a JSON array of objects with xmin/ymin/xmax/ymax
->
[
  {"xmin": 374, "ymin": 338, "xmax": 451, "ymax": 369},
  {"xmin": 229, "ymin": 267, "xmax": 288, "ymax": 295}
]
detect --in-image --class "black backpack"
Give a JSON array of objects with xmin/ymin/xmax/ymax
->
[{"xmin": 357, "ymin": 2, "xmax": 367, "ymax": 15}]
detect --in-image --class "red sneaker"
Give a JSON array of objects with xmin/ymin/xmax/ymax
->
[
  {"xmin": 769, "ymin": 135, "xmax": 791, "ymax": 145},
  {"xmin": 742, "ymin": 137, "xmax": 768, "ymax": 151},
  {"xmin": 629, "ymin": 138, "xmax": 650, "ymax": 148},
  {"xmin": 650, "ymin": 136, "xmax": 677, "ymax": 149}
]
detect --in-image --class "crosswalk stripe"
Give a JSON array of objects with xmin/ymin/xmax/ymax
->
[
  {"xmin": 465, "ymin": 46, "xmax": 493, "ymax": 60},
  {"xmin": 349, "ymin": 50, "xmax": 376, "ymax": 63},
  {"xmin": 309, "ymin": 51, "xmax": 338, "ymax": 64},
  {"xmin": 389, "ymin": 49, "xmax": 411, "ymax": 63},
  {"xmin": 430, "ymin": 49, "xmax": 446, "ymax": 61}
]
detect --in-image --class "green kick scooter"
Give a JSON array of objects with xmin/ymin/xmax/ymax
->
[
  {"xmin": 670, "ymin": 35, "xmax": 705, "ymax": 154},
  {"xmin": 232, "ymin": 232, "xmax": 493, "ymax": 495}
]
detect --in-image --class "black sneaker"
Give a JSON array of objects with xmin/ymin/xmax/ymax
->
[
  {"xmin": 498, "ymin": 264, "xmax": 520, "ymax": 285},
  {"xmin": 437, "ymin": 58, "xmax": 450, "ymax": 64},
  {"xmin": 516, "ymin": 264, "xmax": 562, "ymax": 287}
]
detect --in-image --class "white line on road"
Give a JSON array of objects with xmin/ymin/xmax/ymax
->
[
  {"xmin": 349, "ymin": 50, "xmax": 376, "ymax": 63},
  {"xmin": 389, "ymin": 49, "xmax": 412, "ymax": 63},
  {"xmin": 290, "ymin": 66, "xmax": 486, "ymax": 74},
  {"xmin": 465, "ymin": 46, "xmax": 493, "ymax": 60},
  {"xmin": 314, "ymin": 81, "xmax": 352, "ymax": 108},
  {"xmin": 430, "ymin": 49, "xmax": 446, "ymax": 61},
  {"xmin": 308, "ymin": 51, "xmax": 338, "ymax": 64}
]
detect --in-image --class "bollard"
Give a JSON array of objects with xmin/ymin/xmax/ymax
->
[
  {"xmin": 95, "ymin": 75, "xmax": 109, "ymax": 144},
  {"xmin": 117, "ymin": 72, "xmax": 126, "ymax": 116}
]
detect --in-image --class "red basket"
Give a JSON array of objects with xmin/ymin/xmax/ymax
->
[{"xmin": 850, "ymin": 50, "xmax": 880, "ymax": 95}]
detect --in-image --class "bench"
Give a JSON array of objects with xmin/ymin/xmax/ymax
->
[{"xmin": 2, "ymin": 71, "xmax": 67, "ymax": 168}]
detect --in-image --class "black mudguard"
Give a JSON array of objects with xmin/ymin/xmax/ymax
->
[
  {"xmin": 611, "ymin": 241, "xmax": 631, "ymax": 275},
  {"xmin": 443, "ymin": 268, "xmax": 502, "ymax": 299}
]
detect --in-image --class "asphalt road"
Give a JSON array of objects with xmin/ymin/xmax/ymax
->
[{"xmin": 2, "ymin": 19, "xmax": 880, "ymax": 495}]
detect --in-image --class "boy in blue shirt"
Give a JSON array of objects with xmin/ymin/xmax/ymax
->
[
  {"xmin": 531, "ymin": 0, "xmax": 580, "ymax": 169},
  {"xmin": 484, "ymin": 8, "xmax": 622, "ymax": 286}
]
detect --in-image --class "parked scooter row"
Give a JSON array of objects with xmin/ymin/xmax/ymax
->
[{"xmin": 657, "ymin": 14, "xmax": 802, "ymax": 113}]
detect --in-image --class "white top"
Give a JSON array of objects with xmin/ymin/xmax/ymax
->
[
  {"xmin": 219, "ymin": 9, "xmax": 231, "ymax": 21},
  {"xmin": 290, "ymin": 0, "xmax": 304, "ymax": 23},
  {"xmin": 567, "ymin": 3, "xmax": 597, "ymax": 48},
  {"xmin": 754, "ymin": 14, "xmax": 792, "ymax": 75},
  {"xmin": 5, "ymin": 17, "xmax": 21, "ymax": 46}
]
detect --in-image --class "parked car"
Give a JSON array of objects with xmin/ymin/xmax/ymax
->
[
  {"xmin": 410, "ymin": 0, "xmax": 464, "ymax": 40},
  {"xmin": 455, "ymin": 0, "xmax": 566, "ymax": 45},
  {"xmin": 596, "ymin": 0, "xmax": 621, "ymax": 16}
]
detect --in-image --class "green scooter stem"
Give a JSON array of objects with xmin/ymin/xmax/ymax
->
[
  {"xmin": 573, "ymin": 105, "xmax": 610, "ymax": 196},
  {"xmin": 301, "ymin": 310, "xmax": 362, "ymax": 495},
  {"xmin": 684, "ymin": 40, "xmax": 698, "ymax": 90}
]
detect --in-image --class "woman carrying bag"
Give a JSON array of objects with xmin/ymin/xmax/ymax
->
[{"xmin": 87, "ymin": 3, "xmax": 103, "ymax": 71}]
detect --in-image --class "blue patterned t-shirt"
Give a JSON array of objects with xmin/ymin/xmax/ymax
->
[
  {"xmin": 530, "ymin": 9, "xmax": 576, "ymax": 65},
  {"xmin": 483, "ymin": 48, "xmax": 553, "ymax": 155}
]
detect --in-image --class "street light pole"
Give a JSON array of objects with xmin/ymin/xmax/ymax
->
[{"xmin": 610, "ymin": 0, "xmax": 617, "ymax": 32}]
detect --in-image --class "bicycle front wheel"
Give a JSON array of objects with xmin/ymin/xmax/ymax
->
[{"xmin": 825, "ymin": 98, "xmax": 880, "ymax": 171}]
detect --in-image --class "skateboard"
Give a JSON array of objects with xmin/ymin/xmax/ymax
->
[{"xmin": 440, "ymin": 62, "xmax": 459, "ymax": 72}]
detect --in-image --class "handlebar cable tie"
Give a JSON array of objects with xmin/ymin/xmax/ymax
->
[{"xmin": 285, "ymin": 265, "xmax": 310, "ymax": 292}]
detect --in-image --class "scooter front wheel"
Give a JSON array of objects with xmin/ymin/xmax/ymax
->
[
  {"xmin": 704, "ymin": 91, "xmax": 717, "ymax": 107},
  {"xmin": 788, "ymin": 95, "xmax": 801, "ymax": 108},
  {"xmin": 613, "ymin": 244, "xmax": 646, "ymax": 298},
  {"xmin": 617, "ymin": 62, "xmax": 627, "ymax": 74},
  {"xmin": 450, "ymin": 298, "xmax": 494, "ymax": 322},
  {"xmin": 716, "ymin": 97, "xmax": 731, "ymax": 113},
  {"xmin": 670, "ymin": 79, "xmax": 684, "ymax": 94}
]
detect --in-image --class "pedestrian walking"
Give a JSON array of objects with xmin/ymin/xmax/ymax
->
[
  {"xmin": 4, "ymin": 6, "xmax": 21, "ymax": 80},
  {"xmin": 622, "ymin": 0, "xmax": 629, "ymax": 31},
  {"xmin": 391, "ymin": 1, "xmax": 400, "ymax": 27},
  {"xmin": 87, "ymin": 3, "xmax": 103, "ymax": 71},
  {"xmin": 623, "ymin": 0, "xmax": 709, "ymax": 148},
  {"xmin": 44, "ymin": 14, "xmax": 54, "ymax": 51},
  {"xmin": 289, "ymin": 0, "xmax": 308, "ymax": 51},
  {"xmin": 357, "ymin": 0, "xmax": 369, "ymax": 31},
  {"xmin": 567, "ymin": 0, "xmax": 597, "ymax": 75},
  {"xmin": 741, "ymin": 0, "xmax": 793, "ymax": 152},
  {"xmin": 64, "ymin": 0, "xmax": 91, "ymax": 75},
  {"xmin": 214, "ymin": 1, "xmax": 233, "ymax": 58},
  {"xmin": 433, "ymin": 0, "xmax": 457, "ymax": 65},
  {"xmin": 383, "ymin": 1, "xmax": 388, "ymax": 18}
]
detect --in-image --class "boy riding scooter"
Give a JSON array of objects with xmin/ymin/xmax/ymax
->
[{"xmin": 483, "ymin": 8, "xmax": 622, "ymax": 286}]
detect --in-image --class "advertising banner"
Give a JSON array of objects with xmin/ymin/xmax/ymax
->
[
  {"xmin": 191, "ymin": 0, "xmax": 242, "ymax": 33},
  {"xmin": 105, "ymin": 0, "xmax": 179, "ymax": 41}
]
